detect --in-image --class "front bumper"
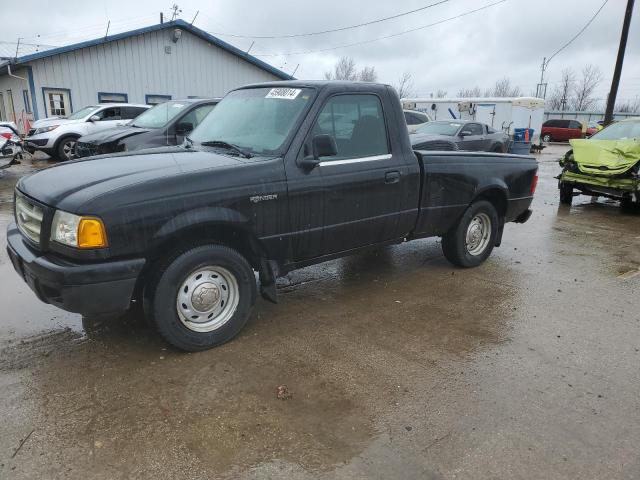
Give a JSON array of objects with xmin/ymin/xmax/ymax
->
[
  {"xmin": 560, "ymin": 170, "xmax": 640, "ymax": 193},
  {"xmin": 6, "ymin": 223, "xmax": 145, "ymax": 316},
  {"xmin": 24, "ymin": 134, "xmax": 54, "ymax": 153}
]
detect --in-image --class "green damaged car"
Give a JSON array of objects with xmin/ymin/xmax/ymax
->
[{"xmin": 558, "ymin": 117, "xmax": 640, "ymax": 207}]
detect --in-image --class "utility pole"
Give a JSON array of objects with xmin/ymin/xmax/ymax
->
[
  {"xmin": 536, "ymin": 57, "xmax": 548, "ymax": 99},
  {"xmin": 604, "ymin": 0, "xmax": 635, "ymax": 125}
]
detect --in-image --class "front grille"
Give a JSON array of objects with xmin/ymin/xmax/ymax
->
[
  {"xmin": 75, "ymin": 142, "xmax": 101, "ymax": 158},
  {"xmin": 15, "ymin": 192, "xmax": 43, "ymax": 245},
  {"xmin": 415, "ymin": 140, "xmax": 459, "ymax": 151}
]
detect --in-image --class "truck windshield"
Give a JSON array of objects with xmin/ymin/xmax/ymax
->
[
  {"xmin": 189, "ymin": 87, "xmax": 315, "ymax": 156},
  {"xmin": 132, "ymin": 101, "xmax": 190, "ymax": 128},
  {"xmin": 415, "ymin": 121, "xmax": 462, "ymax": 136}
]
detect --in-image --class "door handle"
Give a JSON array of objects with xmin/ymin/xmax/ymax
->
[{"xmin": 385, "ymin": 171, "xmax": 401, "ymax": 184}]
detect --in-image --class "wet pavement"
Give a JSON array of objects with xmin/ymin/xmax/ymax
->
[{"xmin": 1, "ymin": 146, "xmax": 639, "ymax": 479}]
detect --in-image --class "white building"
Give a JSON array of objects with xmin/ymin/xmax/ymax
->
[
  {"xmin": 0, "ymin": 20, "xmax": 292, "ymax": 133},
  {"xmin": 403, "ymin": 97, "xmax": 546, "ymax": 141}
]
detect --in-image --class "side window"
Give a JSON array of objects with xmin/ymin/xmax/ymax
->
[
  {"xmin": 179, "ymin": 104, "xmax": 216, "ymax": 130},
  {"xmin": 96, "ymin": 107, "xmax": 122, "ymax": 121},
  {"xmin": 558, "ymin": 120, "xmax": 570, "ymax": 128},
  {"xmin": 311, "ymin": 94, "xmax": 389, "ymax": 160},
  {"xmin": 121, "ymin": 107, "xmax": 146, "ymax": 119},
  {"xmin": 404, "ymin": 112, "xmax": 420, "ymax": 125},
  {"xmin": 463, "ymin": 123, "xmax": 484, "ymax": 135},
  {"xmin": 570, "ymin": 121, "xmax": 582, "ymax": 129}
]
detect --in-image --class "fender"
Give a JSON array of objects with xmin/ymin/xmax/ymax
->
[{"xmin": 153, "ymin": 206, "xmax": 251, "ymax": 241}]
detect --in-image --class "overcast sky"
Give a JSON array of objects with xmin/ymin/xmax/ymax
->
[{"xmin": 3, "ymin": 0, "xmax": 639, "ymax": 105}]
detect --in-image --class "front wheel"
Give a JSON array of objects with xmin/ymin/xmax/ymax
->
[
  {"xmin": 148, "ymin": 244, "xmax": 257, "ymax": 351},
  {"xmin": 442, "ymin": 200, "xmax": 499, "ymax": 268},
  {"xmin": 542, "ymin": 133, "xmax": 552, "ymax": 142},
  {"xmin": 55, "ymin": 135, "xmax": 79, "ymax": 161},
  {"xmin": 559, "ymin": 182, "xmax": 573, "ymax": 205}
]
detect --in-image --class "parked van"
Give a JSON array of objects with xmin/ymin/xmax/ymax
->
[{"xmin": 541, "ymin": 119, "xmax": 585, "ymax": 142}]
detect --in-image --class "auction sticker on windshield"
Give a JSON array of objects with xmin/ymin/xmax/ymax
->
[{"xmin": 266, "ymin": 88, "xmax": 302, "ymax": 100}]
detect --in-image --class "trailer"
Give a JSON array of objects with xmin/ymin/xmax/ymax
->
[{"xmin": 402, "ymin": 97, "xmax": 546, "ymax": 142}]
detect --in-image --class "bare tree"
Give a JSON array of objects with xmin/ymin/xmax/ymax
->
[
  {"xmin": 614, "ymin": 97, "xmax": 640, "ymax": 113},
  {"xmin": 358, "ymin": 66, "xmax": 377, "ymax": 82},
  {"xmin": 324, "ymin": 56, "xmax": 357, "ymax": 80},
  {"xmin": 571, "ymin": 65, "xmax": 603, "ymax": 111},
  {"xmin": 324, "ymin": 56, "xmax": 377, "ymax": 82},
  {"xmin": 394, "ymin": 72, "xmax": 415, "ymax": 98},
  {"xmin": 457, "ymin": 86, "xmax": 482, "ymax": 98},
  {"xmin": 547, "ymin": 68, "xmax": 576, "ymax": 111},
  {"xmin": 486, "ymin": 77, "xmax": 523, "ymax": 97},
  {"xmin": 435, "ymin": 89, "xmax": 448, "ymax": 98}
]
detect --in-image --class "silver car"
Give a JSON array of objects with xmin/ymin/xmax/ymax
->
[
  {"xmin": 24, "ymin": 103, "xmax": 149, "ymax": 160},
  {"xmin": 410, "ymin": 120, "xmax": 509, "ymax": 153}
]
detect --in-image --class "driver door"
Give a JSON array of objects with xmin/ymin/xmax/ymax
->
[
  {"xmin": 459, "ymin": 122, "xmax": 486, "ymax": 151},
  {"xmin": 88, "ymin": 106, "xmax": 123, "ymax": 134}
]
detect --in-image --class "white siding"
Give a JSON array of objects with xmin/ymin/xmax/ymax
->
[
  {"xmin": 26, "ymin": 28, "xmax": 282, "ymax": 119},
  {"xmin": 0, "ymin": 67, "xmax": 33, "ymax": 132}
]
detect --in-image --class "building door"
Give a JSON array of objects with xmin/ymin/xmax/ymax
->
[
  {"xmin": 43, "ymin": 89, "xmax": 71, "ymax": 117},
  {"xmin": 6, "ymin": 90, "xmax": 16, "ymax": 123},
  {"xmin": 0, "ymin": 93, "xmax": 6, "ymax": 121}
]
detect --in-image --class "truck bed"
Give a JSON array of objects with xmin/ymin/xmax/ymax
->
[{"xmin": 412, "ymin": 150, "xmax": 538, "ymax": 237}]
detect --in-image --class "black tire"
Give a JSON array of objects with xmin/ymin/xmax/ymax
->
[
  {"xmin": 542, "ymin": 133, "xmax": 552, "ymax": 142},
  {"xmin": 620, "ymin": 196, "xmax": 636, "ymax": 211},
  {"xmin": 493, "ymin": 144, "xmax": 505, "ymax": 153},
  {"xmin": 147, "ymin": 244, "xmax": 256, "ymax": 352},
  {"xmin": 559, "ymin": 182, "xmax": 573, "ymax": 205},
  {"xmin": 441, "ymin": 200, "xmax": 499, "ymax": 268},
  {"xmin": 55, "ymin": 135, "xmax": 79, "ymax": 161}
]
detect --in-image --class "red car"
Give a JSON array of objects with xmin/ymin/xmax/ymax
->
[{"xmin": 541, "ymin": 119, "xmax": 585, "ymax": 142}]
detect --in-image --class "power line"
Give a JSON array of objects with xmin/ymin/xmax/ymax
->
[
  {"xmin": 252, "ymin": 0, "xmax": 507, "ymax": 57},
  {"xmin": 203, "ymin": 0, "xmax": 451, "ymax": 39},
  {"xmin": 546, "ymin": 0, "xmax": 610, "ymax": 65}
]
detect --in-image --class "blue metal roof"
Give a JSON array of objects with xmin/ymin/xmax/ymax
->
[{"xmin": 14, "ymin": 19, "xmax": 293, "ymax": 80}]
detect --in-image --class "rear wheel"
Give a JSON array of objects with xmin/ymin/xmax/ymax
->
[
  {"xmin": 55, "ymin": 135, "xmax": 79, "ymax": 161},
  {"xmin": 542, "ymin": 133, "xmax": 552, "ymax": 142},
  {"xmin": 442, "ymin": 200, "xmax": 499, "ymax": 268},
  {"xmin": 559, "ymin": 182, "xmax": 573, "ymax": 205},
  {"xmin": 147, "ymin": 244, "xmax": 256, "ymax": 351}
]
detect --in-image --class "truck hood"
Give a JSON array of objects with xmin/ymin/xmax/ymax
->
[
  {"xmin": 79, "ymin": 125, "xmax": 152, "ymax": 144},
  {"xmin": 569, "ymin": 139, "xmax": 640, "ymax": 176},
  {"xmin": 17, "ymin": 147, "xmax": 246, "ymax": 211}
]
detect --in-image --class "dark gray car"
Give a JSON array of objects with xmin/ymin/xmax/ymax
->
[{"xmin": 410, "ymin": 120, "xmax": 509, "ymax": 152}]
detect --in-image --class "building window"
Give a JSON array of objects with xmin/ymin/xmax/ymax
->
[
  {"xmin": 145, "ymin": 94, "xmax": 172, "ymax": 106},
  {"xmin": 23, "ymin": 90, "xmax": 32, "ymax": 114},
  {"xmin": 98, "ymin": 92, "xmax": 128, "ymax": 103}
]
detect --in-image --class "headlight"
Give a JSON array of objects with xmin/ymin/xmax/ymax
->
[
  {"xmin": 34, "ymin": 125, "xmax": 59, "ymax": 135},
  {"xmin": 51, "ymin": 210, "xmax": 108, "ymax": 249}
]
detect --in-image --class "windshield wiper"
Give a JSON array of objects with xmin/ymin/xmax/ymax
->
[{"xmin": 199, "ymin": 140, "xmax": 253, "ymax": 158}]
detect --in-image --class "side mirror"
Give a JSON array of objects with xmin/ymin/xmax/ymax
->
[
  {"xmin": 459, "ymin": 130, "xmax": 472, "ymax": 137},
  {"xmin": 89, "ymin": 115, "xmax": 100, "ymax": 122},
  {"xmin": 176, "ymin": 122, "xmax": 194, "ymax": 134},
  {"xmin": 312, "ymin": 134, "xmax": 337, "ymax": 159}
]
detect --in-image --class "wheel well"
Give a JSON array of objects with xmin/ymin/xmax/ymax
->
[
  {"xmin": 475, "ymin": 189, "xmax": 508, "ymax": 218},
  {"xmin": 53, "ymin": 134, "xmax": 80, "ymax": 151},
  {"xmin": 134, "ymin": 224, "xmax": 265, "ymax": 302}
]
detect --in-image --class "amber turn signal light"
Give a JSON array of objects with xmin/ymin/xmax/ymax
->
[{"xmin": 77, "ymin": 217, "xmax": 108, "ymax": 249}]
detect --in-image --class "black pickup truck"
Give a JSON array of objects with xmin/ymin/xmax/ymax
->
[{"xmin": 7, "ymin": 81, "xmax": 537, "ymax": 351}]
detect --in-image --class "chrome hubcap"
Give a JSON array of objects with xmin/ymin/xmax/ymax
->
[
  {"xmin": 465, "ymin": 213, "xmax": 492, "ymax": 256},
  {"xmin": 176, "ymin": 266, "xmax": 239, "ymax": 332}
]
